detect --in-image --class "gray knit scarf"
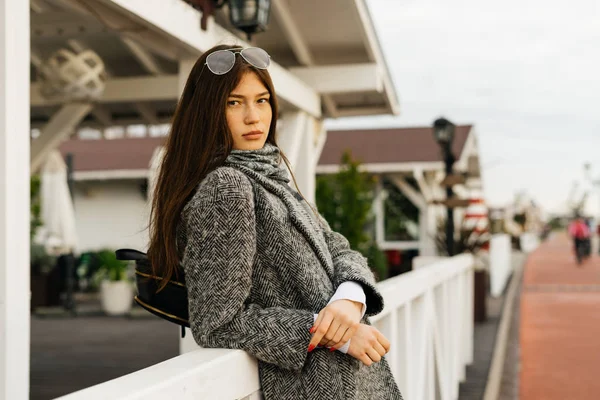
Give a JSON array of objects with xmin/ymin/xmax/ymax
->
[{"xmin": 225, "ymin": 143, "xmax": 290, "ymax": 184}]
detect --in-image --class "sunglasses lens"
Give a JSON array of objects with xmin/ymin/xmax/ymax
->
[
  {"xmin": 241, "ymin": 47, "xmax": 270, "ymax": 69},
  {"xmin": 206, "ymin": 50, "xmax": 236, "ymax": 75}
]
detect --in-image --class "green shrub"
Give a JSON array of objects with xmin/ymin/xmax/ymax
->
[{"xmin": 316, "ymin": 150, "xmax": 387, "ymax": 281}]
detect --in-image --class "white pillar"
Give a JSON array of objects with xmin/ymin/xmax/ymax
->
[
  {"xmin": 277, "ymin": 111, "xmax": 323, "ymax": 204},
  {"xmin": 293, "ymin": 116, "xmax": 319, "ymax": 204},
  {"xmin": 178, "ymin": 59, "xmax": 196, "ymax": 95},
  {"xmin": 390, "ymin": 175, "xmax": 435, "ymax": 255},
  {"xmin": 419, "ymin": 207, "xmax": 436, "ymax": 257},
  {"xmin": 0, "ymin": 0, "xmax": 30, "ymax": 399}
]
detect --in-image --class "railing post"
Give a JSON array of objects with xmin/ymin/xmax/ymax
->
[
  {"xmin": 399, "ymin": 303, "xmax": 412, "ymax": 399},
  {"xmin": 465, "ymin": 266, "xmax": 474, "ymax": 364}
]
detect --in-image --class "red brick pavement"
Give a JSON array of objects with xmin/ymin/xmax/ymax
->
[{"xmin": 520, "ymin": 233, "xmax": 600, "ymax": 400}]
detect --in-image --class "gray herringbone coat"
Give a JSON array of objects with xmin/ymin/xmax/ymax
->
[{"xmin": 177, "ymin": 149, "xmax": 402, "ymax": 399}]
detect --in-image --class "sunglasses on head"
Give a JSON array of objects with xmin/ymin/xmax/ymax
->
[{"xmin": 205, "ymin": 47, "xmax": 271, "ymax": 75}]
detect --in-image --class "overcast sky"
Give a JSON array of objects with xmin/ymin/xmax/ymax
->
[{"xmin": 325, "ymin": 0, "xmax": 600, "ymax": 215}]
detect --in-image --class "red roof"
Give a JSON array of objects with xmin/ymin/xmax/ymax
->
[
  {"xmin": 59, "ymin": 137, "xmax": 166, "ymax": 172},
  {"xmin": 58, "ymin": 125, "xmax": 472, "ymax": 172},
  {"xmin": 318, "ymin": 125, "xmax": 472, "ymax": 165}
]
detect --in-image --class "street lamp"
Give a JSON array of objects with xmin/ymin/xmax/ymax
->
[
  {"xmin": 433, "ymin": 117, "xmax": 457, "ymax": 256},
  {"xmin": 185, "ymin": 0, "xmax": 272, "ymax": 41}
]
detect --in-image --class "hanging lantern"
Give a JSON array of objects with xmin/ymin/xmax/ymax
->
[
  {"xmin": 228, "ymin": 0, "xmax": 271, "ymax": 40},
  {"xmin": 184, "ymin": 0, "xmax": 272, "ymax": 40},
  {"xmin": 37, "ymin": 48, "xmax": 106, "ymax": 101}
]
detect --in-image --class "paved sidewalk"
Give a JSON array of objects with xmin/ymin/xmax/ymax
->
[{"xmin": 520, "ymin": 233, "xmax": 600, "ymax": 400}]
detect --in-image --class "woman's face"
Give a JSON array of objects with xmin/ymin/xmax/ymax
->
[{"xmin": 226, "ymin": 72, "xmax": 272, "ymax": 151}]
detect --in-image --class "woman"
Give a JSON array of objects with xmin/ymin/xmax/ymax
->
[{"xmin": 148, "ymin": 44, "xmax": 403, "ymax": 400}]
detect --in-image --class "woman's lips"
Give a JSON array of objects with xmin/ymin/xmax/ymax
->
[{"xmin": 243, "ymin": 131, "xmax": 263, "ymax": 140}]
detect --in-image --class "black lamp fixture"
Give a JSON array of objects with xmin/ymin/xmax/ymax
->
[
  {"xmin": 185, "ymin": 0, "xmax": 272, "ymax": 41},
  {"xmin": 433, "ymin": 117, "xmax": 456, "ymax": 149},
  {"xmin": 432, "ymin": 116, "xmax": 457, "ymax": 256}
]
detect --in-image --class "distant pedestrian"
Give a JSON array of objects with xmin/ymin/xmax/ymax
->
[{"xmin": 568, "ymin": 216, "xmax": 590, "ymax": 265}]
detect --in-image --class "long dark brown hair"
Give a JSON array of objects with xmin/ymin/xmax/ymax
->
[{"xmin": 148, "ymin": 44, "xmax": 302, "ymax": 291}]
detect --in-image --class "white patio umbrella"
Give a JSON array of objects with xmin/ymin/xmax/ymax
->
[{"xmin": 39, "ymin": 150, "xmax": 78, "ymax": 256}]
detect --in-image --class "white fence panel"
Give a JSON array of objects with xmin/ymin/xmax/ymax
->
[
  {"xmin": 489, "ymin": 234, "xmax": 512, "ymax": 297},
  {"xmin": 520, "ymin": 232, "xmax": 540, "ymax": 254},
  {"xmin": 58, "ymin": 255, "xmax": 475, "ymax": 400}
]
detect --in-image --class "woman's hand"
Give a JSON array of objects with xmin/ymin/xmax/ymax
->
[
  {"xmin": 308, "ymin": 299, "xmax": 363, "ymax": 352},
  {"xmin": 346, "ymin": 324, "xmax": 390, "ymax": 366}
]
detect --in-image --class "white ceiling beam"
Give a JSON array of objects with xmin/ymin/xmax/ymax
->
[
  {"xmin": 31, "ymin": 117, "xmax": 173, "ymax": 130},
  {"xmin": 352, "ymin": 0, "xmax": 400, "ymax": 115},
  {"xmin": 271, "ymin": 0, "xmax": 312, "ymax": 65},
  {"xmin": 54, "ymin": 0, "xmax": 180, "ymax": 60},
  {"xmin": 31, "ymin": 75, "xmax": 179, "ymax": 106},
  {"xmin": 316, "ymin": 161, "xmax": 445, "ymax": 175},
  {"xmin": 414, "ymin": 168, "xmax": 434, "ymax": 202},
  {"xmin": 30, "ymin": 0, "xmax": 49, "ymax": 13},
  {"xmin": 333, "ymin": 106, "xmax": 390, "ymax": 118},
  {"xmin": 121, "ymin": 36, "xmax": 165, "ymax": 75},
  {"xmin": 31, "ymin": 103, "xmax": 93, "ymax": 173},
  {"xmin": 73, "ymin": 169, "xmax": 149, "ymax": 181},
  {"xmin": 271, "ymin": 0, "xmax": 337, "ymax": 117},
  {"xmin": 289, "ymin": 64, "xmax": 383, "ymax": 94},
  {"xmin": 390, "ymin": 175, "xmax": 427, "ymax": 210},
  {"xmin": 30, "ymin": 10, "xmax": 111, "ymax": 40},
  {"xmin": 31, "ymin": 20, "xmax": 109, "ymax": 40},
  {"xmin": 91, "ymin": 0, "xmax": 321, "ymax": 117},
  {"xmin": 31, "ymin": 10, "xmax": 86, "ymax": 24},
  {"xmin": 66, "ymin": 38, "xmax": 86, "ymax": 53},
  {"xmin": 134, "ymin": 103, "xmax": 159, "ymax": 125},
  {"xmin": 30, "ymin": 48, "xmax": 43, "ymax": 69}
]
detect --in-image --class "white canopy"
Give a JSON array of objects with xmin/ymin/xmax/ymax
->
[{"xmin": 39, "ymin": 150, "xmax": 78, "ymax": 255}]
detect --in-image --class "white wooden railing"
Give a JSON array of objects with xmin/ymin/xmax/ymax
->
[
  {"xmin": 489, "ymin": 234, "xmax": 512, "ymax": 297},
  {"xmin": 519, "ymin": 232, "xmax": 540, "ymax": 254},
  {"xmin": 58, "ymin": 255, "xmax": 474, "ymax": 400}
]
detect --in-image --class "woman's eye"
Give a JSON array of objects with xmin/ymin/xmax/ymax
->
[
  {"xmin": 257, "ymin": 98, "xmax": 269, "ymax": 104},
  {"xmin": 227, "ymin": 100, "xmax": 240, "ymax": 106}
]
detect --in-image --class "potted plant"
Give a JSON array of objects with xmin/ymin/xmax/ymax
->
[{"xmin": 94, "ymin": 249, "xmax": 134, "ymax": 316}]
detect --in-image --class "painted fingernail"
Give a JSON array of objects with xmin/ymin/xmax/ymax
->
[
  {"xmin": 309, "ymin": 327, "xmax": 316, "ymax": 334},
  {"xmin": 307, "ymin": 345, "xmax": 315, "ymax": 352},
  {"xmin": 329, "ymin": 347, "xmax": 336, "ymax": 352}
]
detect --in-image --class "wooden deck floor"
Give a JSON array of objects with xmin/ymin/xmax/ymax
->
[{"xmin": 30, "ymin": 313, "xmax": 179, "ymax": 400}]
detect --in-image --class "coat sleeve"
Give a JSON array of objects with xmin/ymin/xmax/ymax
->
[
  {"xmin": 182, "ymin": 169, "xmax": 314, "ymax": 371},
  {"xmin": 317, "ymin": 214, "xmax": 384, "ymax": 317}
]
